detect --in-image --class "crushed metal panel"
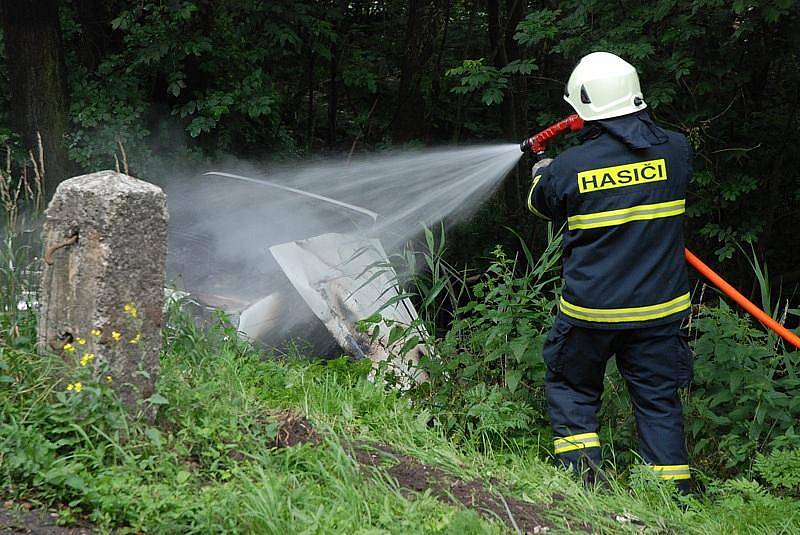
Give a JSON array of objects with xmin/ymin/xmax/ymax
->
[
  {"xmin": 269, "ymin": 232, "xmax": 428, "ymax": 384},
  {"xmin": 238, "ymin": 292, "xmax": 285, "ymax": 342},
  {"xmin": 236, "ymin": 289, "xmax": 337, "ymax": 355}
]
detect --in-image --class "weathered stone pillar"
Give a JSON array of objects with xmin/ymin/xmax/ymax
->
[{"xmin": 39, "ymin": 171, "xmax": 168, "ymax": 415}]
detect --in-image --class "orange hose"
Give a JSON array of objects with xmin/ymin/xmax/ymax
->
[{"xmin": 685, "ymin": 248, "xmax": 800, "ymax": 350}]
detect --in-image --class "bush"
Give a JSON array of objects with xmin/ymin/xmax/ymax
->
[
  {"xmin": 685, "ymin": 301, "xmax": 800, "ymax": 476},
  {"xmin": 365, "ymin": 227, "xmax": 563, "ymax": 451},
  {"xmin": 415, "ymin": 245, "xmax": 555, "ymax": 449}
]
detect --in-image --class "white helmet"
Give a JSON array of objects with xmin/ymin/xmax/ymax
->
[{"xmin": 563, "ymin": 52, "xmax": 647, "ymax": 121}]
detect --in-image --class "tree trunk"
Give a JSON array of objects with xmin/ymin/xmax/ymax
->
[
  {"xmin": 392, "ymin": 0, "xmax": 425, "ymax": 143},
  {"xmin": 328, "ymin": 0, "xmax": 348, "ymax": 149},
  {"xmin": 306, "ymin": 43, "xmax": 316, "ymax": 153},
  {"xmin": 487, "ymin": 0, "xmax": 506, "ymax": 67},
  {"xmin": 488, "ymin": 0, "xmax": 528, "ymax": 223},
  {"xmin": 327, "ymin": 46, "xmax": 339, "ymax": 149},
  {"xmin": 505, "ymin": 0, "xmax": 525, "ymax": 139},
  {"xmin": 488, "ymin": 0, "xmax": 519, "ymax": 140},
  {"xmin": 452, "ymin": 0, "xmax": 478, "ymax": 143},
  {"xmin": 503, "ymin": 0, "xmax": 527, "ymax": 222},
  {"xmin": 426, "ymin": 0, "xmax": 452, "ymax": 140},
  {"xmin": 73, "ymin": 0, "xmax": 110, "ymax": 71},
  {"xmin": 1, "ymin": 0, "xmax": 71, "ymax": 199},
  {"xmin": 391, "ymin": 0, "xmax": 444, "ymax": 143}
]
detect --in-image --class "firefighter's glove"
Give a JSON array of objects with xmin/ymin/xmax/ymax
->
[{"xmin": 532, "ymin": 158, "xmax": 553, "ymax": 178}]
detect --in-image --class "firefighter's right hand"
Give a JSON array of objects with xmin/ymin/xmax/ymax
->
[{"xmin": 532, "ymin": 158, "xmax": 553, "ymax": 178}]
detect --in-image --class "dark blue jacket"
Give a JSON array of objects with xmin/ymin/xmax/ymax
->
[{"xmin": 528, "ymin": 111, "xmax": 692, "ymax": 329}]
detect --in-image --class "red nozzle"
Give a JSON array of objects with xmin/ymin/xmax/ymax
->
[{"xmin": 520, "ymin": 114, "xmax": 585, "ymax": 154}]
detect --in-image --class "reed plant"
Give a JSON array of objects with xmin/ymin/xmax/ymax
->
[{"xmin": 0, "ymin": 140, "xmax": 45, "ymax": 336}]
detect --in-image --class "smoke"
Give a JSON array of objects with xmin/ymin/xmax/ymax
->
[{"xmin": 160, "ymin": 144, "xmax": 522, "ymax": 346}]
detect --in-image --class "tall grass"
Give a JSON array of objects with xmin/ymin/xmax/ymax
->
[
  {"xmin": 0, "ymin": 143, "xmax": 44, "ymax": 332},
  {"xmin": 738, "ymin": 241, "xmax": 800, "ymax": 350},
  {"xmin": 4, "ymin": 303, "xmax": 799, "ymax": 533},
  {"xmin": 0, "ymin": 142, "xmax": 45, "ymax": 352}
]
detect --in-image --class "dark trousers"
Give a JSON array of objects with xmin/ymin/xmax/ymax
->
[{"xmin": 543, "ymin": 315, "xmax": 693, "ymax": 485}]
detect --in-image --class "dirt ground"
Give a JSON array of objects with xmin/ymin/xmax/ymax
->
[
  {"xmin": 270, "ymin": 411, "xmax": 320, "ymax": 448},
  {"xmin": 271, "ymin": 413, "xmax": 566, "ymax": 533},
  {"xmin": 0, "ymin": 501, "xmax": 92, "ymax": 535},
  {"xmin": 354, "ymin": 442, "xmax": 558, "ymax": 534}
]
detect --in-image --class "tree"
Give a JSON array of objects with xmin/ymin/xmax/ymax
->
[
  {"xmin": 391, "ymin": 0, "xmax": 447, "ymax": 143},
  {"xmin": 1, "ymin": 0, "xmax": 71, "ymax": 197}
]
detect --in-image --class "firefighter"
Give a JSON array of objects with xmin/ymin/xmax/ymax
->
[{"xmin": 527, "ymin": 52, "xmax": 693, "ymax": 490}]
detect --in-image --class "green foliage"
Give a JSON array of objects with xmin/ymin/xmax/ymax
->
[
  {"xmin": 699, "ymin": 477, "xmax": 797, "ymax": 532},
  {"xmin": 56, "ymin": 0, "xmax": 345, "ymax": 171},
  {"xmin": 514, "ymin": 10, "xmax": 561, "ymax": 47},
  {"xmin": 2, "ymin": 306, "xmax": 500, "ymax": 533},
  {"xmin": 371, "ymin": 226, "xmax": 563, "ymax": 450},
  {"xmin": 685, "ymin": 302, "xmax": 800, "ymax": 475},
  {"xmin": 754, "ymin": 448, "xmax": 800, "ymax": 494},
  {"xmin": 446, "ymin": 58, "xmax": 537, "ymax": 106},
  {"xmin": 446, "ymin": 59, "xmax": 510, "ymax": 106},
  {"xmin": 0, "ymin": 0, "xmax": 798, "ymax": 278},
  {"xmin": 65, "ymin": 73, "xmax": 152, "ymax": 172},
  {"xmin": 3, "ymin": 298, "xmax": 800, "ymax": 533}
]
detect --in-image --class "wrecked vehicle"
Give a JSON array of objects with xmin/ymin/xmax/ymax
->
[{"xmin": 165, "ymin": 172, "xmax": 428, "ymax": 385}]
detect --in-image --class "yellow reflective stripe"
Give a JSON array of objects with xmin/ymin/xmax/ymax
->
[
  {"xmin": 651, "ymin": 464, "xmax": 691, "ymax": 480},
  {"xmin": 567, "ymin": 199, "xmax": 685, "ymax": 230},
  {"xmin": 560, "ymin": 293, "xmax": 691, "ymax": 323},
  {"xmin": 569, "ymin": 199, "xmax": 685, "ymax": 225},
  {"xmin": 527, "ymin": 174, "xmax": 551, "ymax": 220},
  {"xmin": 553, "ymin": 432, "xmax": 601, "ymax": 454}
]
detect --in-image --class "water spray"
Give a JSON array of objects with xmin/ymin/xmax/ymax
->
[
  {"xmin": 521, "ymin": 117, "xmax": 800, "ymax": 350},
  {"xmin": 204, "ymin": 171, "xmax": 379, "ymax": 221}
]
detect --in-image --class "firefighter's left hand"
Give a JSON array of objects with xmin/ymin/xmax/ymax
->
[{"xmin": 532, "ymin": 158, "xmax": 553, "ymax": 178}]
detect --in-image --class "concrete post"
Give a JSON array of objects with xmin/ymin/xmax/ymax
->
[{"xmin": 38, "ymin": 171, "xmax": 168, "ymax": 415}]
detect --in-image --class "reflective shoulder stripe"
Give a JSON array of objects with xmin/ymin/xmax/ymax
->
[
  {"xmin": 567, "ymin": 199, "xmax": 685, "ymax": 230},
  {"xmin": 553, "ymin": 432, "xmax": 601, "ymax": 454},
  {"xmin": 560, "ymin": 293, "xmax": 691, "ymax": 323},
  {"xmin": 651, "ymin": 464, "xmax": 691, "ymax": 480},
  {"xmin": 527, "ymin": 174, "xmax": 551, "ymax": 220}
]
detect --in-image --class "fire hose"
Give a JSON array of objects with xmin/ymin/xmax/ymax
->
[{"xmin": 521, "ymin": 115, "xmax": 800, "ymax": 350}]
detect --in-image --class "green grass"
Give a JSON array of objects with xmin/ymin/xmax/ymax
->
[{"xmin": 1, "ymin": 310, "xmax": 799, "ymax": 534}]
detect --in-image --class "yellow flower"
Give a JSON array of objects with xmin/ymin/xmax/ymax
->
[
  {"xmin": 66, "ymin": 383, "xmax": 74, "ymax": 391},
  {"xmin": 111, "ymin": 331, "xmax": 121, "ymax": 342},
  {"xmin": 105, "ymin": 375, "xmax": 113, "ymax": 383},
  {"xmin": 80, "ymin": 353, "xmax": 94, "ymax": 367},
  {"xmin": 76, "ymin": 337, "xmax": 86, "ymax": 346},
  {"xmin": 91, "ymin": 328, "xmax": 102, "ymax": 337},
  {"xmin": 130, "ymin": 333, "xmax": 142, "ymax": 345},
  {"xmin": 66, "ymin": 382, "xmax": 82, "ymax": 392},
  {"xmin": 124, "ymin": 303, "xmax": 138, "ymax": 318},
  {"xmin": 63, "ymin": 343, "xmax": 76, "ymax": 353}
]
